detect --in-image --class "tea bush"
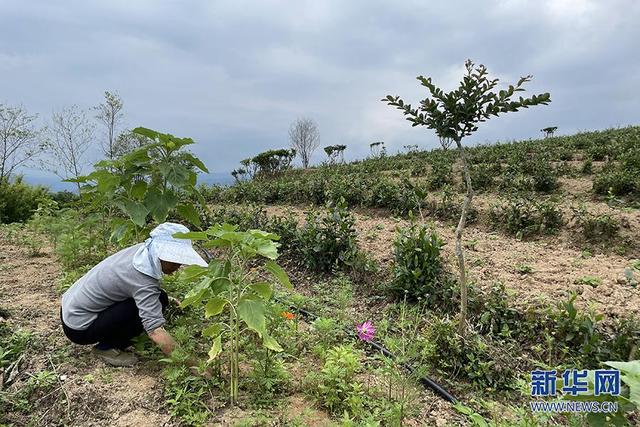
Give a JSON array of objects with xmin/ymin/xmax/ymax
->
[
  {"xmin": 571, "ymin": 206, "xmax": 620, "ymax": 240},
  {"xmin": 296, "ymin": 199, "xmax": 359, "ymax": 272},
  {"xmin": 489, "ymin": 197, "xmax": 563, "ymax": 239},
  {"xmin": 593, "ymin": 168, "xmax": 638, "ymax": 197},
  {"xmin": 390, "ymin": 223, "xmax": 447, "ymax": 302},
  {"xmin": 423, "ymin": 316, "xmax": 517, "ymax": 390}
]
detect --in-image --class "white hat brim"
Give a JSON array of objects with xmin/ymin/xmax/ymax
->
[{"xmin": 157, "ymin": 242, "xmax": 208, "ymax": 267}]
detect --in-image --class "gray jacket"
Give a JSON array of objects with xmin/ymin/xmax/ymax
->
[{"xmin": 61, "ymin": 243, "xmax": 165, "ymax": 333}]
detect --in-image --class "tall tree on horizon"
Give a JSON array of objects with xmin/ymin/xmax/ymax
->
[
  {"xmin": 0, "ymin": 104, "xmax": 42, "ymax": 182},
  {"xmin": 94, "ymin": 91, "xmax": 124, "ymax": 160},
  {"xmin": 289, "ymin": 117, "xmax": 320, "ymax": 168},
  {"xmin": 42, "ymin": 105, "xmax": 95, "ymax": 193}
]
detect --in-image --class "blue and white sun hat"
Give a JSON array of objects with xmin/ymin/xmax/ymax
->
[{"xmin": 133, "ymin": 222, "xmax": 208, "ymax": 279}]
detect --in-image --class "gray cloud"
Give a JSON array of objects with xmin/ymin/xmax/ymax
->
[{"xmin": 1, "ymin": 0, "xmax": 639, "ymax": 186}]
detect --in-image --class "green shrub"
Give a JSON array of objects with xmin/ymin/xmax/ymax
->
[
  {"xmin": 296, "ymin": 199, "xmax": 359, "ymax": 272},
  {"xmin": 572, "ymin": 206, "xmax": 620, "ymax": 240},
  {"xmin": 545, "ymin": 294, "xmax": 604, "ymax": 367},
  {"xmin": 469, "ymin": 163, "xmax": 498, "ymax": 192},
  {"xmin": 429, "ymin": 185, "xmax": 478, "ymax": 223},
  {"xmin": 425, "ymin": 156, "xmax": 453, "ymax": 190},
  {"xmin": 587, "ymin": 144, "xmax": 611, "ymax": 161},
  {"xmin": 391, "ymin": 223, "xmax": 447, "ymax": 302},
  {"xmin": 593, "ymin": 169, "xmax": 638, "ymax": 196},
  {"xmin": 489, "ymin": 197, "xmax": 563, "ymax": 238},
  {"xmin": 50, "ymin": 190, "xmax": 79, "ymax": 207},
  {"xmin": 0, "ymin": 176, "xmax": 49, "ymax": 223}
]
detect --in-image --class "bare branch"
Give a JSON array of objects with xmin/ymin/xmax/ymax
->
[
  {"xmin": 288, "ymin": 117, "xmax": 320, "ymax": 168},
  {"xmin": 0, "ymin": 104, "xmax": 42, "ymax": 181}
]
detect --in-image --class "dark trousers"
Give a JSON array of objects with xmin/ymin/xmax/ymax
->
[{"xmin": 61, "ymin": 290, "xmax": 168, "ymax": 350}]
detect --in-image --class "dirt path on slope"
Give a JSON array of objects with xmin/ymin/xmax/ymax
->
[
  {"xmin": 263, "ymin": 204, "xmax": 640, "ymax": 320},
  {"xmin": 0, "ymin": 238, "xmax": 172, "ymax": 427}
]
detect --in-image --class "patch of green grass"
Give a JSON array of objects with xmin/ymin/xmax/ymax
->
[
  {"xmin": 515, "ymin": 264, "xmax": 534, "ymax": 274},
  {"xmin": 574, "ymin": 276, "xmax": 602, "ymax": 288}
]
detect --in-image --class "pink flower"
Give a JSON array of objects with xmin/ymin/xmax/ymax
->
[{"xmin": 356, "ymin": 320, "xmax": 376, "ymax": 342}]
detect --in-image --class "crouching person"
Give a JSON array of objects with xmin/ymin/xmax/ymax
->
[{"xmin": 60, "ymin": 222, "xmax": 208, "ymax": 367}]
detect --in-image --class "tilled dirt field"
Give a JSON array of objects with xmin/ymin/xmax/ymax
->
[
  {"xmin": 0, "ymin": 237, "xmax": 467, "ymax": 426},
  {"xmin": 0, "ymin": 240, "xmax": 171, "ymax": 427},
  {"xmin": 263, "ymin": 193, "xmax": 640, "ymax": 320}
]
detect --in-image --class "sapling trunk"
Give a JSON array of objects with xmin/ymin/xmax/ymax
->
[{"xmin": 454, "ymin": 139, "xmax": 474, "ymax": 337}]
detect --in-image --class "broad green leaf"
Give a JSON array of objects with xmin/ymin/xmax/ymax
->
[
  {"xmin": 264, "ymin": 260, "xmax": 292, "ymax": 289},
  {"xmin": 179, "ymin": 265, "xmax": 208, "ymax": 282},
  {"xmin": 144, "ymin": 187, "xmax": 178, "ymax": 222},
  {"xmin": 182, "ymin": 152, "xmax": 209, "ymax": 173},
  {"xmin": 237, "ymin": 297, "xmax": 266, "ymax": 337},
  {"xmin": 205, "ymin": 297, "xmax": 227, "ymax": 317},
  {"xmin": 181, "ymin": 277, "xmax": 213, "ymax": 308},
  {"xmin": 262, "ymin": 333, "xmax": 283, "ymax": 352},
  {"xmin": 210, "ymin": 277, "xmax": 231, "ymax": 294},
  {"xmin": 131, "ymin": 180, "xmax": 147, "ymax": 200},
  {"xmin": 605, "ymin": 360, "xmax": 640, "ymax": 405},
  {"xmin": 122, "ymin": 200, "xmax": 149, "ymax": 227},
  {"xmin": 132, "ymin": 127, "xmax": 159, "ymax": 141},
  {"xmin": 249, "ymin": 282, "xmax": 272, "ymax": 300},
  {"xmin": 208, "ymin": 335, "xmax": 222, "ymax": 360},
  {"xmin": 248, "ymin": 229, "xmax": 280, "ymax": 241},
  {"xmin": 164, "ymin": 163, "xmax": 192, "ymax": 188},
  {"xmin": 202, "ymin": 323, "xmax": 222, "ymax": 337},
  {"xmin": 176, "ymin": 203, "xmax": 201, "ymax": 228},
  {"xmin": 203, "ymin": 238, "xmax": 231, "ymax": 249},
  {"xmin": 109, "ymin": 219, "xmax": 133, "ymax": 243},
  {"xmin": 254, "ymin": 239, "xmax": 278, "ymax": 260}
]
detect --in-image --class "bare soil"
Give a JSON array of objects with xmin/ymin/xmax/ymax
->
[
  {"xmin": 262, "ymin": 179, "xmax": 640, "ymax": 320},
  {"xmin": 0, "ymin": 239, "xmax": 172, "ymax": 427}
]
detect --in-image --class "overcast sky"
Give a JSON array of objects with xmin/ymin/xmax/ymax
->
[{"xmin": 1, "ymin": 0, "xmax": 639, "ymax": 188}]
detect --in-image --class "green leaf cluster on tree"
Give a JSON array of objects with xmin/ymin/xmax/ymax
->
[
  {"xmin": 383, "ymin": 60, "xmax": 550, "ymax": 335},
  {"xmin": 323, "ymin": 144, "xmax": 346, "ymax": 164},
  {"xmin": 69, "ymin": 127, "xmax": 209, "ymax": 241},
  {"xmin": 245, "ymin": 148, "xmax": 296, "ymax": 179},
  {"xmin": 175, "ymin": 223, "xmax": 292, "ymax": 405}
]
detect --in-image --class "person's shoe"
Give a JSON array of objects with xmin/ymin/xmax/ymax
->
[{"xmin": 91, "ymin": 347, "xmax": 138, "ymax": 367}]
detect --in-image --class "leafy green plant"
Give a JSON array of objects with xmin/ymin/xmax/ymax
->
[
  {"xmin": 71, "ymin": 127, "xmax": 208, "ymax": 242},
  {"xmin": 489, "ymin": 197, "xmax": 563, "ymax": 239},
  {"xmin": 0, "ymin": 176, "xmax": 49, "ymax": 224},
  {"xmin": 246, "ymin": 354, "xmax": 291, "ymax": 406},
  {"xmin": 574, "ymin": 276, "xmax": 602, "ymax": 288},
  {"xmin": 162, "ymin": 347, "xmax": 214, "ymax": 425},
  {"xmin": 390, "ymin": 223, "xmax": 446, "ymax": 302},
  {"xmin": 571, "ymin": 206, "xmax": 620, "ymax": 240},
  {"xmin": 296, "ymin": 198, "xmax": 359, "ymax": 272},
  {"xmin": 515, "ymin": 264, "xmax": 534, "ymax": 274},
  {"xmin": 177, "ymin": 224, "xmax": 292, "ymax": 405},
  {"xmin": 561, "ymin": 360, "xmax": 640, "ymax": 426},
  {"xmin": 546, "ymin": 293, "xmax": 604, "ymax": 367},
  {"xmin": 310, "ymin": 345, "xmax": 364, "ymax": 417}
]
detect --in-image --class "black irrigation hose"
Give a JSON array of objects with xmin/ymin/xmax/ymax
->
[{"xmin": 196, "ymin": 246, "xmax": 458, "ymax": 404}]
